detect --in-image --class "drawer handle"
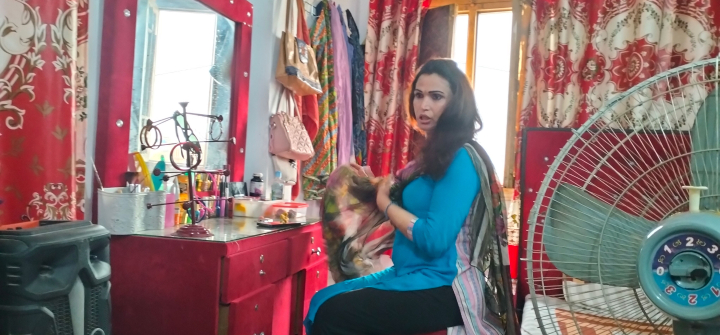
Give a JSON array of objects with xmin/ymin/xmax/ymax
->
[
  {"xmin": 255, "ymin": 304, "xmax": 259, "ymax": 311},
  {"xmin": 311, "ymin": 247, "xmax": 322, "ymax": 256},
  {"xmin": 260, "ymin": 255, "xmax": 264, "ymax": 263},
  {"xmin": 311, "ymin": 236, "xmax": 315, "ymax": 244},
  {"xmin": 316, "ymin": 270, "xmax": 320, "ymax": 278},
  {"xmin": 259, "ymin": 270, "xmax": 266, "ymax": 276}
]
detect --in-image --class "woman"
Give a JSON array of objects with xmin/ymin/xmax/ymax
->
[{"xmin": 305, "ymin": 59, "xmax": 515, "ymax": 335}]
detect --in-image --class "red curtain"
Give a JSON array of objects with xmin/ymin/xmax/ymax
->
[
  {"xmin": 364, "ymin": 0, "xmax": 431, "ymax": 177},
  {"xmin": 510, "ymin": 0, "xmax": 720, "ymax": 239},
  {"xmin": 0, "ymin": 0, "xmax": 89, "ymax": 224},
  {"xmin": 519, "ymin": 0, "xmax": 720, "ymax": 130}
]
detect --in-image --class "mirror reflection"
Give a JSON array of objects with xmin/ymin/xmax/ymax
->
[{"xmin": 128, "ymin": 0, "xmax": 235, "ymax": 170}]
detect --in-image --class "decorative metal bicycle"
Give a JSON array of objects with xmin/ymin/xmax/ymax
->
[{"xmin": 140, "ymin": 102, "xmax": 235, "ymax": 238}]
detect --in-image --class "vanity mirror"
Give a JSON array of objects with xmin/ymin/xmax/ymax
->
[
  {"xmin": 129, "ymin": 0, "xmax": 235, "ymax": 169},
  {"xmin": 95, "ymin": 0, "xmax": 252, "ymax": 188}
]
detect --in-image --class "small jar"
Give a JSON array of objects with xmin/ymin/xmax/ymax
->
[{"xmin": 250, "ymin": 173, "xmax": 264, "ymax": 198}]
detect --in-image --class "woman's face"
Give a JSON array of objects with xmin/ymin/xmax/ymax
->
[{"xmin": 412, "ymin": 73, "xmax": 452, "ymax": 133}]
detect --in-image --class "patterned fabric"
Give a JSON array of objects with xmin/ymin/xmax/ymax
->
[
  {"xmin": 364, "ymin": 0, "xmax": 430, "ymax": 176},
  {"xmin": 302, "ymin": 0, "xmax": 338, "ymax": 200},
  {"xmin": 448, "ymin": 142, "xmax": 518, "ymax": 335},
  {"xmin": 0, "ymin": 0, "xmax": 89, "ymax": 224},
  {"xmin": 292, "ymin": 0, "xmax": 320, "ymax": 199},
  {"xmin": 346, "ymin": 10, "xmax": 366, "ymax": 165},
  {"xmin": 330, "ymin": 2, "xmax": 353, "ymax": 166},
  {"xmin": 520, "ymin": 0, "xmax": 720, "ymax": 129},
  {"xmin": 321, "ymin": 165, "xmax": 395, "ymax": 283}
]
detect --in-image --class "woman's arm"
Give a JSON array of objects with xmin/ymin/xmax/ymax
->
[
  {"xmin": 376, "ymin": 187, "xmax": 416, "ymax": 240},
  {"xmin": 376, "ymin": 148, "xmax": 480, "ymax": 258}
]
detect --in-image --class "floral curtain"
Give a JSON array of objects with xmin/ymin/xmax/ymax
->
[
  {"xmin": 0, "ymin": 0, "xmax": 88, "ymax": 224},
  {"xmin": 364, "ymin": 0, "xmax": 431, "ymax": 177},
  {"xmin": 510, "ymin": 0, "xmax": 720, "ymax": 251},
  {"xmin": 518, "ymin": 0, "xmax": 720, "ymax": 130}
]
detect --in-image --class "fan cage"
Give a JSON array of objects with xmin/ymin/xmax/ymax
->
[{"xmin": 526, "ymin": 57, "xmax": 720, "ymax": 335}]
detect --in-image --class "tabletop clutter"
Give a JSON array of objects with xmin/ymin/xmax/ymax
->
[{"xmin": 97, "ymin": 155, "xmax": 311, "ymax": 235}]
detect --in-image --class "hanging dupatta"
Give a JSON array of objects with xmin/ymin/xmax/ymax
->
[
  {"xmin": 303, "ymin": 0, "xmax": 338, "ymax": 200},
  {"xmin": 461, "ymin": 142, "xmax": 519, "ymax": 335}
]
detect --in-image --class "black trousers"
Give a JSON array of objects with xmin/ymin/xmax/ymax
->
[{"xmin": 310, "ymin": 286, "xmax": 463, "ymax": 335}]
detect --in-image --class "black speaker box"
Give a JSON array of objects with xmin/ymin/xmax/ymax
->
[{"xmin": 0, "ymin": 220, "xmax": 111, "ymax": 335}]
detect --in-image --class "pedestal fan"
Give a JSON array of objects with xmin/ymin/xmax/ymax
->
[{"xmin": 526, "ymin": 57, "xmax": 720, "ymax": 335}]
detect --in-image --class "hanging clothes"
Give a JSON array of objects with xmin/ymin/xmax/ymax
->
[
  {"xmin": 294, "ymin": 0, "xmax": 320, "ymax": 141},
  {"xmin": 292, "ymin": 0, "xmax": 320, "ymax": 200},
  {"xmin": 337, "ymin": 6, "xmax": 353, "ymax": 84},
  {"xmin": 330, "ymin": 2, "xmax": 353, "ymax": 166},
  {"xmin": 302, "ymin": 0, "xmax": 337, "ymax": 200},
  {"xmin": 346, "ymin": 10, "xmax": 366, "ymax": 165}
]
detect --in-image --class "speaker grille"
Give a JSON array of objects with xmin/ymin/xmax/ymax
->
[
  {"xmin": 85, "ymin": 285, "xmax": 103, "ymax": 334},
  {"xmin": 47, "ymin": 296, "xmax": 73, "ymax": 335}
]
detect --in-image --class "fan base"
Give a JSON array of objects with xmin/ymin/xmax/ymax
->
[{"xmin": 674, "ymin": 320, "xmax": 717, "ymax": 335}]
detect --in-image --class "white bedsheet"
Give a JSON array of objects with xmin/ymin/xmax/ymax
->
[{"xmin": 520, "ymin": 282, "xmax": 672, "ymax": 335}]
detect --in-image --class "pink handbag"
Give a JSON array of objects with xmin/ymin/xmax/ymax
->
[{"xmin": 269, "ymin": 88, "xmax": 315, "ymax": 161}]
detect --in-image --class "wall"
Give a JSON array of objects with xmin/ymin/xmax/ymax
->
[{"xmin": 244, "ymin": 0, "xmax": 368, "ymax": 198}]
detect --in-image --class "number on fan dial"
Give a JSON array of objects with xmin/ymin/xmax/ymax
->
[
  {"xmin": 664, "ymin": 245, "xmax": 672, "ymax": 254},
  {"xmin": 665, "ymin": 285, "xmax": 676, "ymax": 295},
  {"xmin": 709, "ymin": 245, "xmax": 718, "ymax": 254},
  {"xmin": 712, "ymin": 286, "xmax": 720, "ymax": 298},
  {"xmin": 656, "ymin": 266, "xmax": 665, "ymax": 275},
  {"xmin": 689, "ymin": 294, "xmax": 698, "ymax": 305}
]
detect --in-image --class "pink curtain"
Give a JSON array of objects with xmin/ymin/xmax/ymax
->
[
  {"xmin": 0, "ymin": 0, "xmax": 89, "ymax": 224},
  {"xmin": 510, "ymin": 0, "xmax": 720, "ymax": 245},
  {"xmin": 364, "ymin": 0, "xmax": 430, "ymax": 177}
]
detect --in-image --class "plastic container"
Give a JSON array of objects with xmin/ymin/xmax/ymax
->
[
  {"xmin": 233, "ymin": 197, "xmax": 280, "ymax": 217},
  {"xmin": 263, "ymin": 202, "xmax": 308, "ymax": 220},
  {"xmin": 97, "ymin": 187, "xmax": 166, "ymax": 234}
]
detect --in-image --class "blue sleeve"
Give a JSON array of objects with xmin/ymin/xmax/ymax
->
[{"xmin": 411, "ymin": 148, "xmax": 480, "ymax": 258}]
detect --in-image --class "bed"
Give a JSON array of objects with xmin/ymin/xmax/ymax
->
[{"xmin": 520, "ymin": 281, "xmax": 673, "ymax": 335}]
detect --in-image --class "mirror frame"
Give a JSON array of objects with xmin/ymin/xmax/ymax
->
[{"xmin": 95, "ymin": 0, "xmax": 253, "ymax": 188}]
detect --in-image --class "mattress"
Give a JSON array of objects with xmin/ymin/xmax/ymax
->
[{"xmin": 520, "ymin": 282, "xmax": 673, "ymax": 335}]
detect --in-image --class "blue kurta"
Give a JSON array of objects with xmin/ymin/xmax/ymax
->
[{"xmin": 304, "ymin": 148, "xmax": 481, "ymax": 333}]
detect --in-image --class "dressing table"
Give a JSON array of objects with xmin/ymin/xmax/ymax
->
[
  {"xmin": 93, "ymin": 0, "xmax": 328, "ymax": 334},
  {"xmin": 110, "ymin": 218, "xmax": 327, "ymax": 335}
]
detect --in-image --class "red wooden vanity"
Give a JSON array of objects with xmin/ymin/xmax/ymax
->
[{"xmin": 109, "ymin": 218, "xmax": 327, "ymax": 335}]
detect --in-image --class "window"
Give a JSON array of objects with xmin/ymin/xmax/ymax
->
[
  {"xmin": 469, "ymin": 11, "xmax": 513, "ymax": 177},
  {"xmin": 440, "ymin": 0, "xmax": 513, "ymax": 181}
]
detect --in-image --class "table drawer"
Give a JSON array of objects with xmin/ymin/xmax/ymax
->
[
  {"xmin": 303, "ymin": 258, "xmax": 329, "ymax": 298},
  {"xmin": 288, "ymin": 227, "xmax": 324, "ymax": 273},
  {"xmin": 227, "ymin": 283, "xmax": 275, "ymax": 335},
  {"xmin": 222, "ymin": 239, "xmax": 289, "ymax": 302}
]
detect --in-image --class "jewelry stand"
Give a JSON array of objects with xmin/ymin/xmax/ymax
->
[{"xmin": 140, "ymin": 102, "xmax": 235, "ymax": 238}]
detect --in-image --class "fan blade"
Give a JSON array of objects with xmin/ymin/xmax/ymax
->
[
  {"xmin": 690, "ymin": 86, "xmax": 720, "ymax": 211},
  {"xmin": 544, "ymin": 183, "xmax": 656, "ymax": 288}
]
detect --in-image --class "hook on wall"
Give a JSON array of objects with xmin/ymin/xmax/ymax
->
[{"xmin": 303, "ymin": 0, "xmax": 319, "ymax": 17}]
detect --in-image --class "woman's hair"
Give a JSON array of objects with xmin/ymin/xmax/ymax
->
[{"xmin": 408, "ymin": 58, "xmax": 482, "ymax": 180}]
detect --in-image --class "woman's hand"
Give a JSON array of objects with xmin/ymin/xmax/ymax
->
[
  {"xmin": 375, "ymin": 175, "xmax": 417, "ymax": 241},
  {"xmin": 376, "ymin": 176, "xmax": 392, "ymax": 209},
  {"xmin": 350, "ymin": 163, "xmax": 374, "ymax": 178}
]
